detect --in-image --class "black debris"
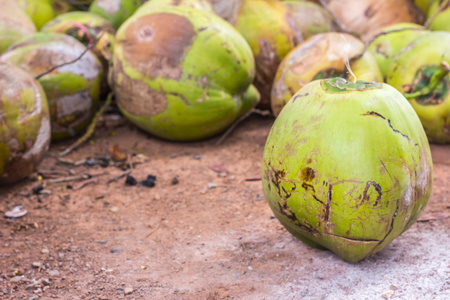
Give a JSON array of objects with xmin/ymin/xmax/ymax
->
[
  {"xmin": 140, "ymin": 175, "xmax": 156, "ymax": 188},
  {"xmin": 125, "ymin": 175, "xmax": 138, "ymax": 186}
]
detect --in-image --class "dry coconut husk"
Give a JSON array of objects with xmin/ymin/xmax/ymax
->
[
  {"xmin": 320, "ymin": 0, "xmax": 425, "ymax": 42},
  {"xmin": 208, "ymin": 0, "xmax": 243, "ymax": 24}
]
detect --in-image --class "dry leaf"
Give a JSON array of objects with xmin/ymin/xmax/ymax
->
[{"xmin": 109, "ymin": 145, "xmax": 127, "ymax": 161}]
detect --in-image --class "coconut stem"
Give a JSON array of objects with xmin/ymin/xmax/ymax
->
[
  {"xmin": 59, "ymin": 92, "xmax": 113, "ymax": 157},
  {"xmin": 403, "ymin": 61, "xmax": 450, "ymax": 99}
]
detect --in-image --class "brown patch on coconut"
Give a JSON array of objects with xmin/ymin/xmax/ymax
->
[
  {"xmin": 121, "ymin": 13, "xmax": 196, "ymax": 80},
  {"xmin": 254, "ymin": 38, "xmax": 281, "ymax": 110},
  {"xmin": 320, "ymin": 0, "xmax": 425, "ymax": 42},
  {"xmin": 113, "ymin": 62, "xmax": 168, "ymax": 117}
]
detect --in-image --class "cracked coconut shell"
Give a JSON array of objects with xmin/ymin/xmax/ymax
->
[
  {"xmin": 0, "ymin": 62, "xmax": 51, "ymax": 184},
  {"xmin": 112, "ymin": 5, "xmax": 259, "ymax": 141},
  {"xmin": 262, "ymin": 78, "xmax": 433, "ymax": 263}
]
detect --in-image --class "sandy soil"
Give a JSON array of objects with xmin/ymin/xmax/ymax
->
[{"xmin": 1, "ymin": 115, "xmax": 449, "ymax": 300}]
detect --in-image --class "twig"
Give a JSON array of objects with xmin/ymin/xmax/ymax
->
[
  {"xmin": 215, "ymin": 109, "xmax": 255, "ymax": 145},
  {"xmin": 48, "ymin": 174, "xmax": 90, "ymax": 184},
  {"xmin": 107, "ymin": 170, "xmax": 131, "ymax": 184},
  {"xmin": 59, "ymin": 93, "xmax": 113, "ymax": 157},
  {"xmin": 35, "ymin": 35, "xmax": 101, "ymax": 80},
  {"xmin": 73, "ymin": 178, "xmax": 98, "ymax": 190},
  {"xmin": 48, "ymin": 172, "xmax": 108, "ymax": 184}
]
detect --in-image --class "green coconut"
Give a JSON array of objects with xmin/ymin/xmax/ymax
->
[
  {"xmin": 426, "ymin": 0, "xmax": 450, "ymax": 32},
  {"xmin": 17, "ymin": 0, "xmax": 55, "ymax": 30},
  {"xmin": 415, "ymin": 0, "xmax": 436, "ymax": 15},
  {"xmin": 367, "ymin": 23, "xmax": 429, "ymax": 79},
  {"xmin": 282, "ymin": 0, "xmax": 338, "ymax": 39},
  {"xmin": 50, "ymin": 0, "xmax": 75, "ymax": 16},
  {"xmin": 112, "ymin": 5, "xmax": 259, "ymax": 141},
  {"xmin": 271, "ymin": 32, "xmax": 382, "ymax": 116},
  {"xmin": 0, "ymin": 33, "xmax": 103, "ymax": 141},
  {"xmin": 89, "ymin": 0, "xmax": 144, "ymax": 30},
  {"xmin": 0, "ymin": 62, "xmax": 51, "ymax": 184},
  {"xmin": 0, "ymin": 0, "xmax": 36, "ymax": 54},
  {"xmin": 386, "ymin": 31, "xmax": 450, "ymax": 143},
  {"xmin": 262, "ymin": 78, "xmax": 433, "ymax": 263},
  {"xmin": 233, "ymin": 0, "xmax": 303, "ymax": 110}
]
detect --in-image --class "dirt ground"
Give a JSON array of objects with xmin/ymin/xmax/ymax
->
[{"xmin": 0, "ymin": 115, "xmax": 449, "ymax": 300}]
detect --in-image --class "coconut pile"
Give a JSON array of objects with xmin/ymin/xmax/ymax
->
[{"xmin": 0, "ymin": 0, "xmax": 449, "ymax": 262}]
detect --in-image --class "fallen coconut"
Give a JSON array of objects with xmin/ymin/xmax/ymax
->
[
  {"xmin": 89, "ymin": 0, "xmax": 145, "ymax": 30},
  {"xmin": 141, "ymin": 0, "xmax": 214, "ymax": 12},
  {"xmin": 319, "ymin": 0, "xmax": 424, "ymax": 42},
  {"xmin": 41, "ymin": 11, "xmax": 115, "ymax": 96},
  {"xmin": 0, "ymin": 62, "xmax": 51, "ymax": 184},
  {"xmin": 233, "ymin": 0, "xmax": 303, "ymax": 110},
  {"xmin": 17, "ymin": 0, "xmax": 55, "ymax": 30},
  {"xmin": 271, "ymin": 32, "xmax": 382, "ymax": 116},
  {"xmin": 282, "ymin": 0, "xmax": 338, "ymax": 39},
  {"xmin": 386, "ymin": 31, "xmax": 450, "ymax": 143},
  {"xmin": 367, "ymin": 23, "xmax": 429, "ymax": 79},
  {"xmin": 262, "ymin": 77, "xmax": 433, "ymax": 263},
  {"xmin": 1, "ymin": 32, "xmax": 103, "ymax": 140},
  {"xmin": 426, "ymin": 0, "xmax": 450, "ymax": 32},
  {"xmin": 112, "ymin": 5, "xmax": 259, "ymax": 141},
  {"xmin": 0, "ymin": 0, "xmax": 36, "ymax": 54},
  {"xmin": 415, "ymin": 0, "xmax": 436, "ymax": 15},
  {"xmin": 207, "ymin": 0, "xmax": 243, "ymax": 23}
]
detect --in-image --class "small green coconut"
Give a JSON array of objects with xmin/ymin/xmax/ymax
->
[
  {"xmin": 415, "ymin": 0, "xmax": 436, "ymax": 15},
  {"xmin": 89, "ymin": 0, "xmax": 145, "ymax": 30},
  {"xmin": 17, "ymin": 0, "xmax": 55, "ymax": 30},
  {"xmin": 263, "ymin": 78, "xmax": 433, "ymax": 263},
  {"xmin": 426, "ymin": 0, "xmax": 450, "ymax": 32},
  {"xmin": 367, "ymin": 23, "xmax": 429, "ymax": 79},
  {"xmin": 386, "ymin": 31, "xmax": 450, "ymax": 143},
  {"xmin": 112, "ymin": 5, "xmax": 259, "ymax": 141},
  {"xmin": 271, "ymin": 32, "xmax": 382, "ymax": 116},
  {"xmin": 0, "ymin": 62, "xmax": 51, "ymax": 184},
  {"xmin": 1, "ymin": 33, "xmax": 103, "ymax": 141},
  {"xmin": 0, "ymin": 0, "xmax": 36, "ymax": 54}
]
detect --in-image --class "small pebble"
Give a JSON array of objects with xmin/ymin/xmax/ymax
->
[
  {"xmin": 110, "ymin": 207, "xmax": 119, "ymax": 213},
  {"xmin": 58, "ymin": 253, "xmax": 65, "ymax": 259},
  {"xmin": 10, "ymin": 276, "xmax": 23, "ymax": 283},
  {"xmin": 171, "ymin": 177, "xmax": 179, "ymax": 185},
  {"xmin": 124, "ymin": 287, "xmax": 133, "ymax": 295},
  {"xmin": 41, "ymin": 246, "xmax": 49, "ymax": 254},
  {"xmin": 48, "ymin": 270, "xmax": 60, "ymax": 277},
  {"xmin": 193, "ymin": 155, "xmax": 201, "ymax": 160},
  {"xmin": 41, "ymin": 279, "xmax": 51, "ymax": 286},
  {"xmin": 31, "ymin": 262, "xmax": 41, "ymax": 269},
  {"xmin": 110, "ymin": 248, "xmax": 121, "ymax": 254},
  {"xmin": 208, "ymin": 183, "xmax": 217, "ymax": 189}
]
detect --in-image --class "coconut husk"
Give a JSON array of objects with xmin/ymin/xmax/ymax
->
[
  {"xmin": 207, "ymin": 0, "xmax": 243, "ymax": 23},
  {"xmin": 233, "ymin": 0, "xmax": 303, "ymax": 110},
  {"xmin": 320, "ymin": 0, "xmax": 425, "ymax": 42}
]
